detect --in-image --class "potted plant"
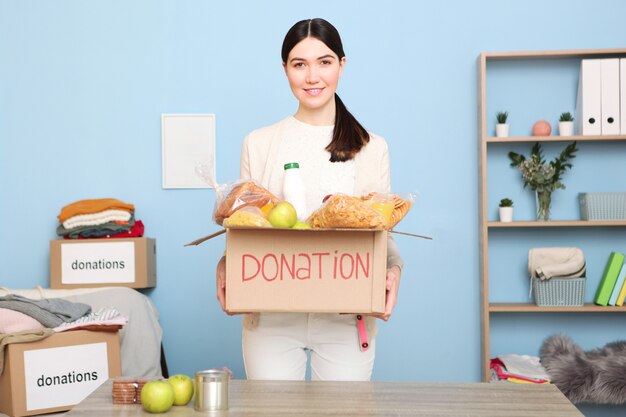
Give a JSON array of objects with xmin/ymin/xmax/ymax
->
[
  {"xmin": 499, "ymin": 198, "xmax": 514, "ymax": 222},
  {"xmin": 495, "ymin": 111, "xmax": 509, "ymax": 138},
  {"xmin": 508, "ymin": 142, "xmax": 578, "ymax": 221},
  {"xmin": 558, "ymin": 112, "xmax": 574, "ymax": 136}
]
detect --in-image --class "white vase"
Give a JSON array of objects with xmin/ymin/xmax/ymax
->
[
  {"xmin": 495, "ymin": 123, "xmax": 509, "ymax": 138},
  {"xmin": 558, "ymin": 121, "xmax": 574, "ymax": 136},
  {"xmin": 499, "ymin": 207, "xmax": 513, "ymax": 222}
]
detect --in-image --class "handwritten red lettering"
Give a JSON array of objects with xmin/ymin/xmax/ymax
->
[
  {"xmin": 311, "ymin": 253, "xmax": 330, "ymax": 279},
  {"xmin": 242, "ymin": 254, "xmax": 260, "ymax": 282},
  {"xmin": 340, "ymin": 253, "xmax": 355, "ymax": 280},
  {"xmin": 280, "ymin": 254, "xmax": 295, "ymax": 279},
  {"xmin": 296, "ymin": 253, "xmax": 311, "ymax": 280},
  {"xmin": 355, "ymin": 252, "xmax": 370, "ymax": 279},
  {"xmin": 240, "ymin": 250, "xmax": 372, "ymax": 283},
  {"xmin": 261, "ymin": 254, "xmax": 278, "ymax": 281}
]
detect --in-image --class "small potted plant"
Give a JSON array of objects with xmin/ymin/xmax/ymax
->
[
  {"xmin": 558, "ymin": 112, "xmax": 574, "ymax": 136},
  {"xmin": 495, "ymin": 111, "xmax": 509, "ymax": 138},
  {"xmin": 499, "ymin": 198, "xmax": 514, "ymax": 222}
]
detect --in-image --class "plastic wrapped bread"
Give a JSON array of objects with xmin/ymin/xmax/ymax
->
[{"xmin": 213, "ymin": 181, "xmax": 279, "ymax": 226}]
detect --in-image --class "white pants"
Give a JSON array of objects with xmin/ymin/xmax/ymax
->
[{"xmin": 242, "ymin": 313, "xmax": 376, "ymax": 381}]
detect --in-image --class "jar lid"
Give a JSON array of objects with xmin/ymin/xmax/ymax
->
[
  {"xmin": 196, "ymin": 369, "xmax": 229, "ymax": 382},
  {"xmin": 284, "ymin": 162, "xmax": 299, "ymax": 170}
]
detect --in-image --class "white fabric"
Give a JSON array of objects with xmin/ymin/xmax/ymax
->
[
  {"xmin": 242, "ymin": 313, "xmax": 376, "ymax": 381},
  {"xmin": 62, "ymin": 209, "xmax": 132, "ymax": 229},
  {"xmin": 0, "ymin": 287, "xmax": 162, "ymax": 377},
  {"xmin": 498, "ymin": 354, "xmax": 551, "ymax": 381},
  {"xmin": 53, "ymin": 307, "xmax": 128, "ymax": 332},
  {"xmin": 528, "ymin": 247, "xmax": 586, "ymax": 280}
]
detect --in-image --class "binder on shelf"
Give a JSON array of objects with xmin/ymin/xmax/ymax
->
[
  {"xmin": 576, "ymin": 59, "xmax": 602, "ymax": 136},
  {"xmin": 600, "ymin": 58, "xmax": 620, "ymax": 135},
  {"xmin": 594, "ymin": 251, "xmax": 625, "ymax": 306},
  {"xmin": 621, "ymin": 58, "xmax": 626, "ymax": 136},
  {"xmin": 608, "ymin": 263, "xmax": 626, "ymax": 306},
  {"xmin": 617, "ymin": 270, "xmax": 626, "ymax": 306}
]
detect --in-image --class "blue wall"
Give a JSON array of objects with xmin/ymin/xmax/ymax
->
[{"xmin": 2, "ymin": 1, "xmax": 626, "ymax": 415}]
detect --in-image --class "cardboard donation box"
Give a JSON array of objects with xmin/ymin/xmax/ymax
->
[
  {"xmin": 0, "ymin": 330, "xmax": 121, "ymax": 417},
  {"xmin": 222, "ymin": 228, "xmax": 388, "ymax": 313},
  {"xmin": 50, "ymin": 237, "xmax": 156, "ymax": 289}
]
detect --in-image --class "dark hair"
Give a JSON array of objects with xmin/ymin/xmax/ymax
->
[{"xmin": 281, "ymin": 18, "xmax": 370, "ymax": 162}]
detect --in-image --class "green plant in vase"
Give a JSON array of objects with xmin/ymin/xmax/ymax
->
[{"xmin": 508, "ymin": 142, "xmax": 578, "ymax": 221}]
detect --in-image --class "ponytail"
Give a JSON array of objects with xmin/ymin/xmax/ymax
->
[{"xmin": 326, "ymin": 94, "xmax": 370, "ymax": 162}]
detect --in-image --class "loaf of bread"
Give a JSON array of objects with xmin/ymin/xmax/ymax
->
[{"xmin": 214, "ymin": 181, "xmax": 279, "ymax": 226}]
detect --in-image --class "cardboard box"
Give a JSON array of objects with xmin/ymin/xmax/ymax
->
[
  {"xmin": 50, "ymin": 237, "xmax": 156, "ymax": 289},
  {"xmin": 190, "ymin": 228, "xmax": 388, "ymax": 313},
  {"xmin": 0, "ymin": 330, "xmax": 121, "ymax": 417}
]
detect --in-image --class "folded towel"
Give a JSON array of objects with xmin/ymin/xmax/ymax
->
[{"xmin": 528, "ymin": 247, "xmax": 586, "ymax": 281}]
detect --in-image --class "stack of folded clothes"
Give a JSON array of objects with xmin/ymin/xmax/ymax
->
[
  {"xmin": 56, "ymin": 198, "xmax": 144, "ymax": 239},
  {"xmin": 0, "ymin": 294, "xmax": 128, "ymax": 374},
  {"xmin": 490, "ymin": 354, "xmax": 551, "ymax": 384}
]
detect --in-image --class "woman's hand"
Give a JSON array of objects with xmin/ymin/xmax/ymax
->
[
  {"xmin": 216, "ymin": 256, "xmax": 233, "ymax": 315},
  {"xmin": 375, "ymin": 265, "xmax": 402, "ymax": 321}
]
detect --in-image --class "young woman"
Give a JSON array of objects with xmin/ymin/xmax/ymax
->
[{"xmin": 216, "ymin": 18, "xmax": 403, "ymax": 381}]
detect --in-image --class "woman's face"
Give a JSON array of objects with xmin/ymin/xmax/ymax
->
[{"xmin": 283, "ymin": 37, "xmax": 345, "ymax": 115}]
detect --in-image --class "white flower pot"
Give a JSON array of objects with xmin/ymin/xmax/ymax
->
[
  {"xmin": 495, "ymin": 123, "xmax": 509, "ymax": 138},
  {"xmin": 558, "ymin": 121, "xmax": 574, "ymax": 136},
  {"xmin": 499, "ymin": 207, "xmax": 513, "ymax": 223}
]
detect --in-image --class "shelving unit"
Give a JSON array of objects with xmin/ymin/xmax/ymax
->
[{"xmin": 477, "ymin": 48, "xmax": 626, "ymax": 381}]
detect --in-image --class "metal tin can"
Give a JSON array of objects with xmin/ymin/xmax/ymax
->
[{"xmin": 194, "ymin": 369, "xmax": 229, "ymax": 411}]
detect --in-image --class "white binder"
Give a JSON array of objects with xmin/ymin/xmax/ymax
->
[
  {"xmin": 576, "ymin": 59, "xmax": 602, "ymax": 135},
  {"xmin": 621, "ymin": 58, "xmax": 626, "ymax": 135},
  {"xmin": 600, "ymin": 58, "xmax": 620, "ymax": 135}
]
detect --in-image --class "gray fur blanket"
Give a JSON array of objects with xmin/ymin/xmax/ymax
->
[{"xmin": 540, "ymin": 334, "xmax": 626, "ymax": 404}]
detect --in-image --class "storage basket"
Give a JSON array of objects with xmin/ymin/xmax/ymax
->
[
  {"xmin": 532, "ymin": 277, "xmax": 585, "ymax": 307},
  {"xmin": 579, "ymin": 192, "xmax": 626, "ymax": 220}
]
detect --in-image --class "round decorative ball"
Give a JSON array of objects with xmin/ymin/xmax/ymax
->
[{"xmin": 532, "ymin": 120, "xmax": 552, "ymax": 136}]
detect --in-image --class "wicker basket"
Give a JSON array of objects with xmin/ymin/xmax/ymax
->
[
  {"xmin": 532, "ymin": 277, "xmax": 585, "ymax": 307},
  {"xmin": 579, "ymin": 192, "xmax": 626, "ymax": 220}
]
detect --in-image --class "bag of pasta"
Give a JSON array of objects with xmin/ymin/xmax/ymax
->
[
  {"xmin": 360, "ymin": 192, "xmax": 413, "ymax": 229},
  {"xmin": 307, "ymin": 194, "xmax": 386, "ymax": 229},
  {"xmin": 223, "ymin": 206, "xmax": 272, "ymax": 228},
  {"xmin": 213, "ymin": 180, "xmax": 279, "ymax": 226}
]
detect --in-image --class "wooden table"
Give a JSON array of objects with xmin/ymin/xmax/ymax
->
[{"xmin": 66, "ymin": 379, "xmax": 583, "ymax": 416}]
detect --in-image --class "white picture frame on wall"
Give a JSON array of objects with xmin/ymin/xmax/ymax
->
[{"xmin": 161, "ymin": 113, "xmax": 216, "ymax": 189}]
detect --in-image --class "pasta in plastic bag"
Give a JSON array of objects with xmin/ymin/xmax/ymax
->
[
  {"xmin": 223, "ymin": 206, "xmax": 272, "ymax": 228},
  {"xmin": 307, "ymin": 194, "xmax": 386, "ymax": 229}
]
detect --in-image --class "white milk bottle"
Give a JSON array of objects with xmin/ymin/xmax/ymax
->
[{"xmin": 283, "ymin": 162, "xmax": 307, "ymax": 222}]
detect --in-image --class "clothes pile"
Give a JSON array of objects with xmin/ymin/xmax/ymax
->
[
  {"xmin": 0, "ymin": 294, "xmax": 128, "ymax": 374},
  {"xmin": 56, "ymin": 198, "xmax": 144, "ymax": 240},
  {"xmin": 490, "ymin": 354, "xmax": 551, "ymax": 384}
]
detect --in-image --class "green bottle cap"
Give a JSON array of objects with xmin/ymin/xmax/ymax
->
[{"xmin": 284, "ymin": 162, "xmax": 300, "ymax": 170}]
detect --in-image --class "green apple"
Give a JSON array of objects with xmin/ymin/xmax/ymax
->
[
  {"xmin": 267, "ymin": 201, "xmax": 297, "ymax": 228},
  {"xmin": 292, "ymin": 221, "xmax": 311, "ymax": 229},
  {"xmin": 168, "ymin": 374, "xmax": 194, "ymax": 406},
  {"xmin": 140, "ymin": 380, "xmax": 175, "ymax": 413}
]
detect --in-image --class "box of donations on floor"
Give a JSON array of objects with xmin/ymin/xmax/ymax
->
[
  {"xmin": 0, "ymin": 330, "xmax": 121, "ymax": 417},
  {"xmin": 188, "ymin": 228, "xmax": 388, "ymax": 313},
  {"xmin": 49, "ymin": 237, "xmax": 156, "ymax": 289}
]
